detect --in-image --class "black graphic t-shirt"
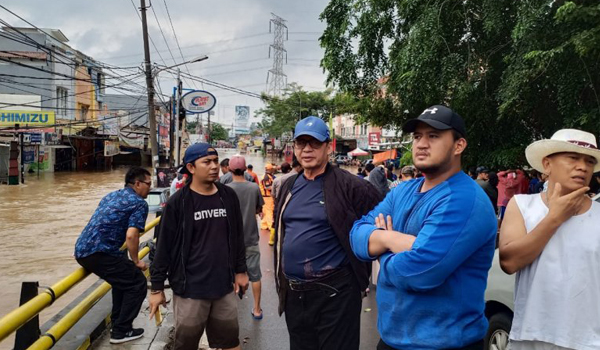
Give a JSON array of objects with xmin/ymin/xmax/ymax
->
[{"xmin": 181, "ymin": 190, "xmax": 232, "ymax": 299}]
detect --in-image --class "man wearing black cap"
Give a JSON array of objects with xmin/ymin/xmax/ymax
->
[
  {"xmin": 149, "ymin": 143, "xmax": 249, "ymax": 350},
  {"xmin": 351, "ymin": 105, "xmax": 497, "ymax": 350},
  {"xmin": 274, "ymin": 116, "xmax": 383, "ymax": 350},
  {"xmin": 476, "ymin": 166, "xmax": 498, "ymax": 212}
]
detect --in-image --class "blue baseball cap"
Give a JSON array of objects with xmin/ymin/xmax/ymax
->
[
  {"xmin": 180, "ymin": 143, "xmax": 218, "ymax": 174},
  {"xmin": 294, "ymin": 116, "xmax": 330, "ymax": 142}
]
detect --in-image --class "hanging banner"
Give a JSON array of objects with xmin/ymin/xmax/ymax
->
[
  {"xmin": 181, "ymin": 90, "xmax": 217, "ymax": 114},
  {"xmin": 119, "ymin": 133, "xmax": 145, "ymax": 149},
  {"xmin": 0, "ymin": 110, "xmax": 55, "ymax": 127}
]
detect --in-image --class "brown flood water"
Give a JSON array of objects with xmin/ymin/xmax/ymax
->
[{"xmin": 0, "ymin": 149, "xmax": 274, "ymax": 348}]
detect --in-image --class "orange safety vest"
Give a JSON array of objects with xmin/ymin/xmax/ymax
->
[{"xmin": 260, "ymin": 173, "xmax": 274, "ymax": 197}]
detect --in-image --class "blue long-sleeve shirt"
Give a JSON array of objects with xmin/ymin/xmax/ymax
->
[{"xmin": 351, "ymin": 171, "xmax": 497, "ymax": 349}]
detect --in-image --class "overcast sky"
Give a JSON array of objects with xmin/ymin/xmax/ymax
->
[{"xmin": 0, "ymin": 0, "xmax": 330, "ymax": 128}]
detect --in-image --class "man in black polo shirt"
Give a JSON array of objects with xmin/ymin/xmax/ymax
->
[
  {"xmin": 274, "ymin": 116, "xmax": 383, "ymax": 350},
  {"xmin": 149, "ymin": 143, "xmax": 248, "ymax": 350}
]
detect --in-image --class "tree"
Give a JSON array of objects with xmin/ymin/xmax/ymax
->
[
  {"xmin": 186, "ymin": 120, "xmax": 198, "ymax": 133},
  {"xmin": 320, "ymin": 0, "xmax": 600, "ymax": 168},
  {"xmin": 209, "ymin": 123, "xmax": 229, "ymax": 142},
  {"xmin": 256, "ymin": 83, "xmax": 334, "ymax": 137},
  {"xmin": 256, "ymin": 83, "xmax": 363, "ymax": 138}
]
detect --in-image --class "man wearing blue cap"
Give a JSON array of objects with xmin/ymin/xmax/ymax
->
[
  {"xmin": 273, "ymin": 116, "xmax": 383, "ymax": 350},
  {"xmin": 350, "ymin": 105, "xmax": 497, "ymax": 350},
  {"xmin": 149, "ymin": 143, "xmax": 249, "ymax": 350}
]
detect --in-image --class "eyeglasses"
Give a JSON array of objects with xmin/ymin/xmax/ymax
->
[
  {"xmin": 294, "ymin": 139, "xmax": 325, "ymax": 150},
  {"xmin": 139, "ymin": 181, "xmax": 151, "ymax": 187}
]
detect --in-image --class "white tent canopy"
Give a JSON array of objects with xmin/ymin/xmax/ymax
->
[{"xmin": 348, "ymin": 147, "xmax": 369, "ymax": 157}]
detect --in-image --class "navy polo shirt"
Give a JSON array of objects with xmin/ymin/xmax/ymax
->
[{"xmin": 282, "ymin": 173, "xmax": 348, "ymax": 281}]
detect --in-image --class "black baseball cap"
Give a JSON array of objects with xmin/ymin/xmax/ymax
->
[
  {"xmin": 403, "ymin": 105, "xmax": 467, "ymax": 138},
  {"xmin": 476, "ymin": 166, "xmax": 489, "ymax": 174}
]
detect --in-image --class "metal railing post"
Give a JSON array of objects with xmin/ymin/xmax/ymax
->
[{"xmin": 14, "ymin": 282, "xmax": 40, "ymax": 350}]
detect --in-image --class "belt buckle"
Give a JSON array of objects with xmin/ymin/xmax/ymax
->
[{"xmin": 288, "ymin": 279, "xmax": 307, "ymax": 291}]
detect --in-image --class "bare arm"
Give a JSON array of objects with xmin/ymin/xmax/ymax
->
[
  {"xmin": 498, "ymin": 199, "xmax": 561, "ymax": 274},
  {"xmin": 126, "ymin": 227, "xmax": 146, "ymax": 270},
  {"xmin": 499, "ymin": 183, "xmax": 589, "ymax": 274}
]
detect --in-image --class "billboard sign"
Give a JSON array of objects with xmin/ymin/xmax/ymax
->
[
  {"xmin": 368, "ymin": 132, "xmax": 381, "ymax": 145},
  {"xmin": 235, "ymin": 105, "xmax": 249, "ymax": 128},
  {"xmin": 181, "ymin": 90, "xmax": 217, "ymax": 114},
  {"xmin": 0, "ymin": 110, "xmax": 55, "ymax": 127}
]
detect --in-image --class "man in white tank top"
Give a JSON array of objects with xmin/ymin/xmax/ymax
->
[{"xmin": 498, "ymin": 129, "xmax": 600, "ymax": 350}]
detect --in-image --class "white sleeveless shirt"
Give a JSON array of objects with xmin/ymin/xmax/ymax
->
[{"xmin": 510, "ymin": 194, "xmax": 600, "ymax": 349}]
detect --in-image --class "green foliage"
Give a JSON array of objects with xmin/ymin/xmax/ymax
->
[
  {"xmin": 399, "ymin": 145, "xmax": 413, "ymax": 167},
  {"xmin": 209, "ymin": 123, "xmax": 229, "ymax": 142},
  {"xmin": 320, "ymin": 0, "xmax": 600, "ymax": 169},
  {"xmin": 186, "ymin": 120, "xmax": 197, "ymax": 133},
  {"xmin": 256, "ymin": 83, "xmax": 356, "ymax": 137}
]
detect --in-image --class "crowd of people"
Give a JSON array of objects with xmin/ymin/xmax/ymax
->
[{"xmin": 72, "ymin": 106, "xmax": 600, "ymax": 350}]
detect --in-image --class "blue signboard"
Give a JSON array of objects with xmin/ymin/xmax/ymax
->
[
  {"xmin": 30, "ymin": 133, "xmax": 42, "ymax": 144},
  {"xmin": 23, "ymin": 147, "xmax": 35, "ymax": 164}
]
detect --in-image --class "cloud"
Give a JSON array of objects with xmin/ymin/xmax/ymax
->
[{"xmin": 0, "ymin": 0, "xmax": 330, "ymax": 126}]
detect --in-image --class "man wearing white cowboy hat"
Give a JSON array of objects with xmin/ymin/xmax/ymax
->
[{"xmin": 499, "ymin": 128, "xmax": 600, "ymax": 350}]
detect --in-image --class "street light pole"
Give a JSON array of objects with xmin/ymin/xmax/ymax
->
[{"xmin": 139, "ymin": 0, "xmax": 159, "ymax": 186}]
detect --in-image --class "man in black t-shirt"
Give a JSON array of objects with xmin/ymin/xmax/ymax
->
[{"xmin": 150, "ymin": 143, "xmax": 248, "ymax": 350}]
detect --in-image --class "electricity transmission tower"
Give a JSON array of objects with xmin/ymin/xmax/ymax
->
[{"xmin": 266, "ymin": 13, "xmax": 288, "ymax": 96}]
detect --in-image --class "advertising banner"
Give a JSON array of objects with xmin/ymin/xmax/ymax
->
[
  {"xmin": 0, "ymin": 110, "xmax": 55, "ymax": 127},
  {"xmin": 104, "ymin": 141, "xmax": 120, "ymax": 157},
  {"xmin": 235, "ymin": 106, "xmax": 250, "ymax": 134},
  {"xmin": 157, "ymin": 167, "xmax": 178, "ymax": 188},
  {"xmin": 368, "ymin": 132, "xmax": 381, "ymax": 145},
  {"xmin": 181, "ymin": 90, "xmax": 217, "ymax": 114},
  {"xmin": 23, "ymin": 146, "xmax": 36, "ymax": 164}
]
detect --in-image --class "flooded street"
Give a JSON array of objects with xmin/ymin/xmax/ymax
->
[{"xmin": 0, "ymin": 149, "xmax": 274, "ymax": 345}]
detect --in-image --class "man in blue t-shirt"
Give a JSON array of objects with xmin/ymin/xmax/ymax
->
[
  {"xmin": 74, "ymin": 167, "xmax": 151, "ymax": 344},
  {"xmin": 351, "ymin": 106, "xmax": 497, "ymax": 350}
]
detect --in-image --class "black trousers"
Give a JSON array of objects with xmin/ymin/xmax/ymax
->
[
  {"xmin": 77, "ymin": 252, "xmax": 147, "ymax": 334},
  {"xmin": 284, "ymin": 268, "xmax": 362, "ymax": 350},
  {"xmin": 377, "ymin": 338, "xmax": 484, "ymax": 350}
]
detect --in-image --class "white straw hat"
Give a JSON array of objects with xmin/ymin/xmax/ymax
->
[{"xmin": 525, "ymin": 129, "xmax": 600, "ymax": 173}]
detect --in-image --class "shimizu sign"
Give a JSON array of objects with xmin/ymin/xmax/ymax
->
[
  {"xmin": 181, "ymin": 90, "xmax": 217, "ymax": 114},
  {"xmin": 0, "ymin": 110, "xmax": 56, "ymax": 127}
]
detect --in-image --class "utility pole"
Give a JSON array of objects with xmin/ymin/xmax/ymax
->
[
  {"xmin": 207, "ymin": 111, "xmax": 211, "ymax": 143},
  {"xmin": 175, "ymin": 68, "xmax": 182, "ymax": 165},
  {"xmin": 266, "ymin": 13, "xmax": 288, "ymax": 96},
  {"xmin": 140, "ymin": 0, "xmax": 158, "ymax": 186}
]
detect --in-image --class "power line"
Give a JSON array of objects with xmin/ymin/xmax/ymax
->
[
  {"xmin": 94, "ymin": 32, "xmax": 270, "ymax": 61},
  {"xmin": 129, "ymin": 0, "xmax": 177, "ymax": 81},
  {"xmin": 161, "ymin": 0, "xmax": 200, "ymax": 90},
  {"xmin": 174, "ymin": 69, "xmax": 266, "ymax": 100}
]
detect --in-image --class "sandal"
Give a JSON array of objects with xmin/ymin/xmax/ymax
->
[{"xmin": 251, "ymin": 309, "xmax": 263, "ymax": 320}]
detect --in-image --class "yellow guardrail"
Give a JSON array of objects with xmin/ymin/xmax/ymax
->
[
  {"xmin": 28, "ymin": 245, "xmax": 152, "ymax": 350},
  {"xmin": 0, "ymin": 216, "xmax": 161, "ymax": 344}
]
